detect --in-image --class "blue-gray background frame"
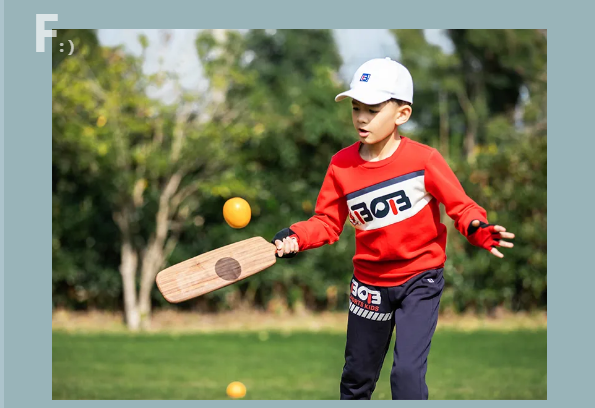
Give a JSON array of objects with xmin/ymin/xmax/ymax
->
[{"xmin": 2, "ymin": 0, "xmax": 588, "ymax": 405}]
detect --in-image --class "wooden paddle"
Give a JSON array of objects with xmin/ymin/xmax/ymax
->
[{"xmin": 155, "ymin": 237, "xmax": 277, "ymax": 303}]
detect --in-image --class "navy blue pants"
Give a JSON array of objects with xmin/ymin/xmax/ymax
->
[{"xmin": 340, "ymin": 268, "xmax": 445, "ymax": 400}]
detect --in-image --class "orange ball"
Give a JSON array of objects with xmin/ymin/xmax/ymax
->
[
  {"xmin": 223, "ymin": 197, "xmax": 252, "ymax": 229},
  {"xmin": 226, "ymin": 381, "xmax": 246, "ymax": 399}
]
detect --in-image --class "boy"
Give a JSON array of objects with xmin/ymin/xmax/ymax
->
[{"xmin": 272, "ymin": 57, "xmax": 515, "ymax": 400}]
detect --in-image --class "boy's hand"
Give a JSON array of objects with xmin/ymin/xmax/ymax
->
[
  {"xmin": 274, "ymin": 237, "xmax": 299, "ymax": 258},
  {"xmin": 467, "ymin": 220, "xmax": 515, "ymax": 258},
  {"xmin": 271, "ymin": 227, "xmax": 300, "ymax": 258}
]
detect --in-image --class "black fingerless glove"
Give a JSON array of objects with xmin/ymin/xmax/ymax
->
[
  {"xmin": 271, "ymin": 227, "xmax": 299, "ymax": 259},
  {"xmin": 466, "ymin": 221, "xmax": 500, "ymax": 251}
]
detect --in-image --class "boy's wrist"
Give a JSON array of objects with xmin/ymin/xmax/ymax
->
[
  {"xmin": 271, "ymin": 227, "xmax": 299, "ymax": 258},
  {"xmin": 467, "ymin": 220, "xmax": 489, "ymax": 236},
  {"xmin": 466, "ymin": 220, "xmax": 500, "ymax": 251},
  {"xmin": 460, "ymin": 211, "xmax": 488, "ymax": 236}
]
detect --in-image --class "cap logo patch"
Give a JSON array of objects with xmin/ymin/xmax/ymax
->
[{"xmin": 360, "ymin": 73, "xmax": 371, "ymax": 82}]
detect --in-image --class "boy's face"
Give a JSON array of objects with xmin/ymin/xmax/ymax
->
[{"xmin": 351, "ymin": 99, "xmax": 411, "ymax": 145}]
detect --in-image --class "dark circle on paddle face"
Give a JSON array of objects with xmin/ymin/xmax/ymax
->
[{"xmin": 215, "ymin": 257, "xmax": 242, "ymax": 281}]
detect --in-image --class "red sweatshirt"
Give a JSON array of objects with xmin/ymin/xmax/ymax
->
[{"xmin": 290, "ymin": 136, "xmax": 488, "ymax": 287}]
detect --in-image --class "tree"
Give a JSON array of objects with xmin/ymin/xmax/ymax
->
[
  {"xmin": 52, "ymin": 29, "xmax": 101, "ymax": 70},
  {"xmin": 391, "ymin": 29, "xmax": 547, "ymax": 313},
  {"xmin": 52, "ymin": 34, "xmax": 248, "ymax": 329},
  {"xmin": 52, "ymin": 29, "xmax": 547, "ymax": 317},
  {"xmin": 193, "ymin": 29, "xmax": 357, "ymax": 312}
]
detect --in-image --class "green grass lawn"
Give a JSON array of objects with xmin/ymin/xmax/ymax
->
[{"xmin": 52, "ymin": 328, "xmax": 546, "ymax": 400}]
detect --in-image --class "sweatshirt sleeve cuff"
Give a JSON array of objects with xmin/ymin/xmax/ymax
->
[{"xmin": 289, "ymin": 223, "xmax": 308, "ymax": 250}]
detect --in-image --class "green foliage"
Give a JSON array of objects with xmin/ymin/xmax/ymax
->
[
  {"xmin": 184, "ymin": 29, "xmax": 357, "ymax": 312},
  {"xmin": 52, "ymin": 29, "xmax": 101, "ymax": 70},
  {"xmin": 446, "ymin": 125, "xmax": 547, "ymax": 312},
  {"xmin": 52, "ymin": 29, "xmax": 547, "ymax": 314},
  {"xmin": 52, "ymin": 31, "xmax": 254, "ymax": 311},
  {"xmin": 392, "ymin": 29, "xmax": 547, "ymax": 313}
]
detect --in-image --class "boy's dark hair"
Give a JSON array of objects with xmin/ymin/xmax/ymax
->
[{"xmin": 390, "ymin": 98, "xmax": 412, "ymax": 107}]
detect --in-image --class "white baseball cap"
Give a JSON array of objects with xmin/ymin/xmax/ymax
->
[{"xmin": 335, "ymin": 57, "xmax": 414, "ymax": 105}]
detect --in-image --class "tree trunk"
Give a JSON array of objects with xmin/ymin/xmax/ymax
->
[
  {"xmin": 114, "ymin": 208, "xmax": 141, "ymax": 331},
  {"xmin": 120, "ymin": 239, "xmax": 140, "ymax": 331},
  {"xmin": 437, "ymin": 91, "xmax": 457, "ymax": 246},
  {"xmin": 137, "ymin": 171, "xmax": 184, "ymax": 330},
  {"xmin": 464, "ymin": 126, "xmax": 476, "ymax": 161},
  {"xmin": 456, "ymin": 88, "xmax": 478, "ymax": 162},
  {"xmin": 439, "ymin": 89, "xmax": 450, "ymax": 158},
  {"xmin": 138, "ymin": 240, "xmax": 164, "ymax": 330}
]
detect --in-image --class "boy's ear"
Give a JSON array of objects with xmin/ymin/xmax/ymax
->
[{"xmin": 395, "ymin": 105, "xmax": 412, "ymax": 126}]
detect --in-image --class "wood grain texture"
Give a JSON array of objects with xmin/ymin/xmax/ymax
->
[{"xmin": 155, "ymin": 236, "xmax": 277, "ymax": 303}]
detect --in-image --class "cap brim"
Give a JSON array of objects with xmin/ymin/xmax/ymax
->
[{"xmin": 335, "ymin": 88, "xmax": 393, "ymax": 105}]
